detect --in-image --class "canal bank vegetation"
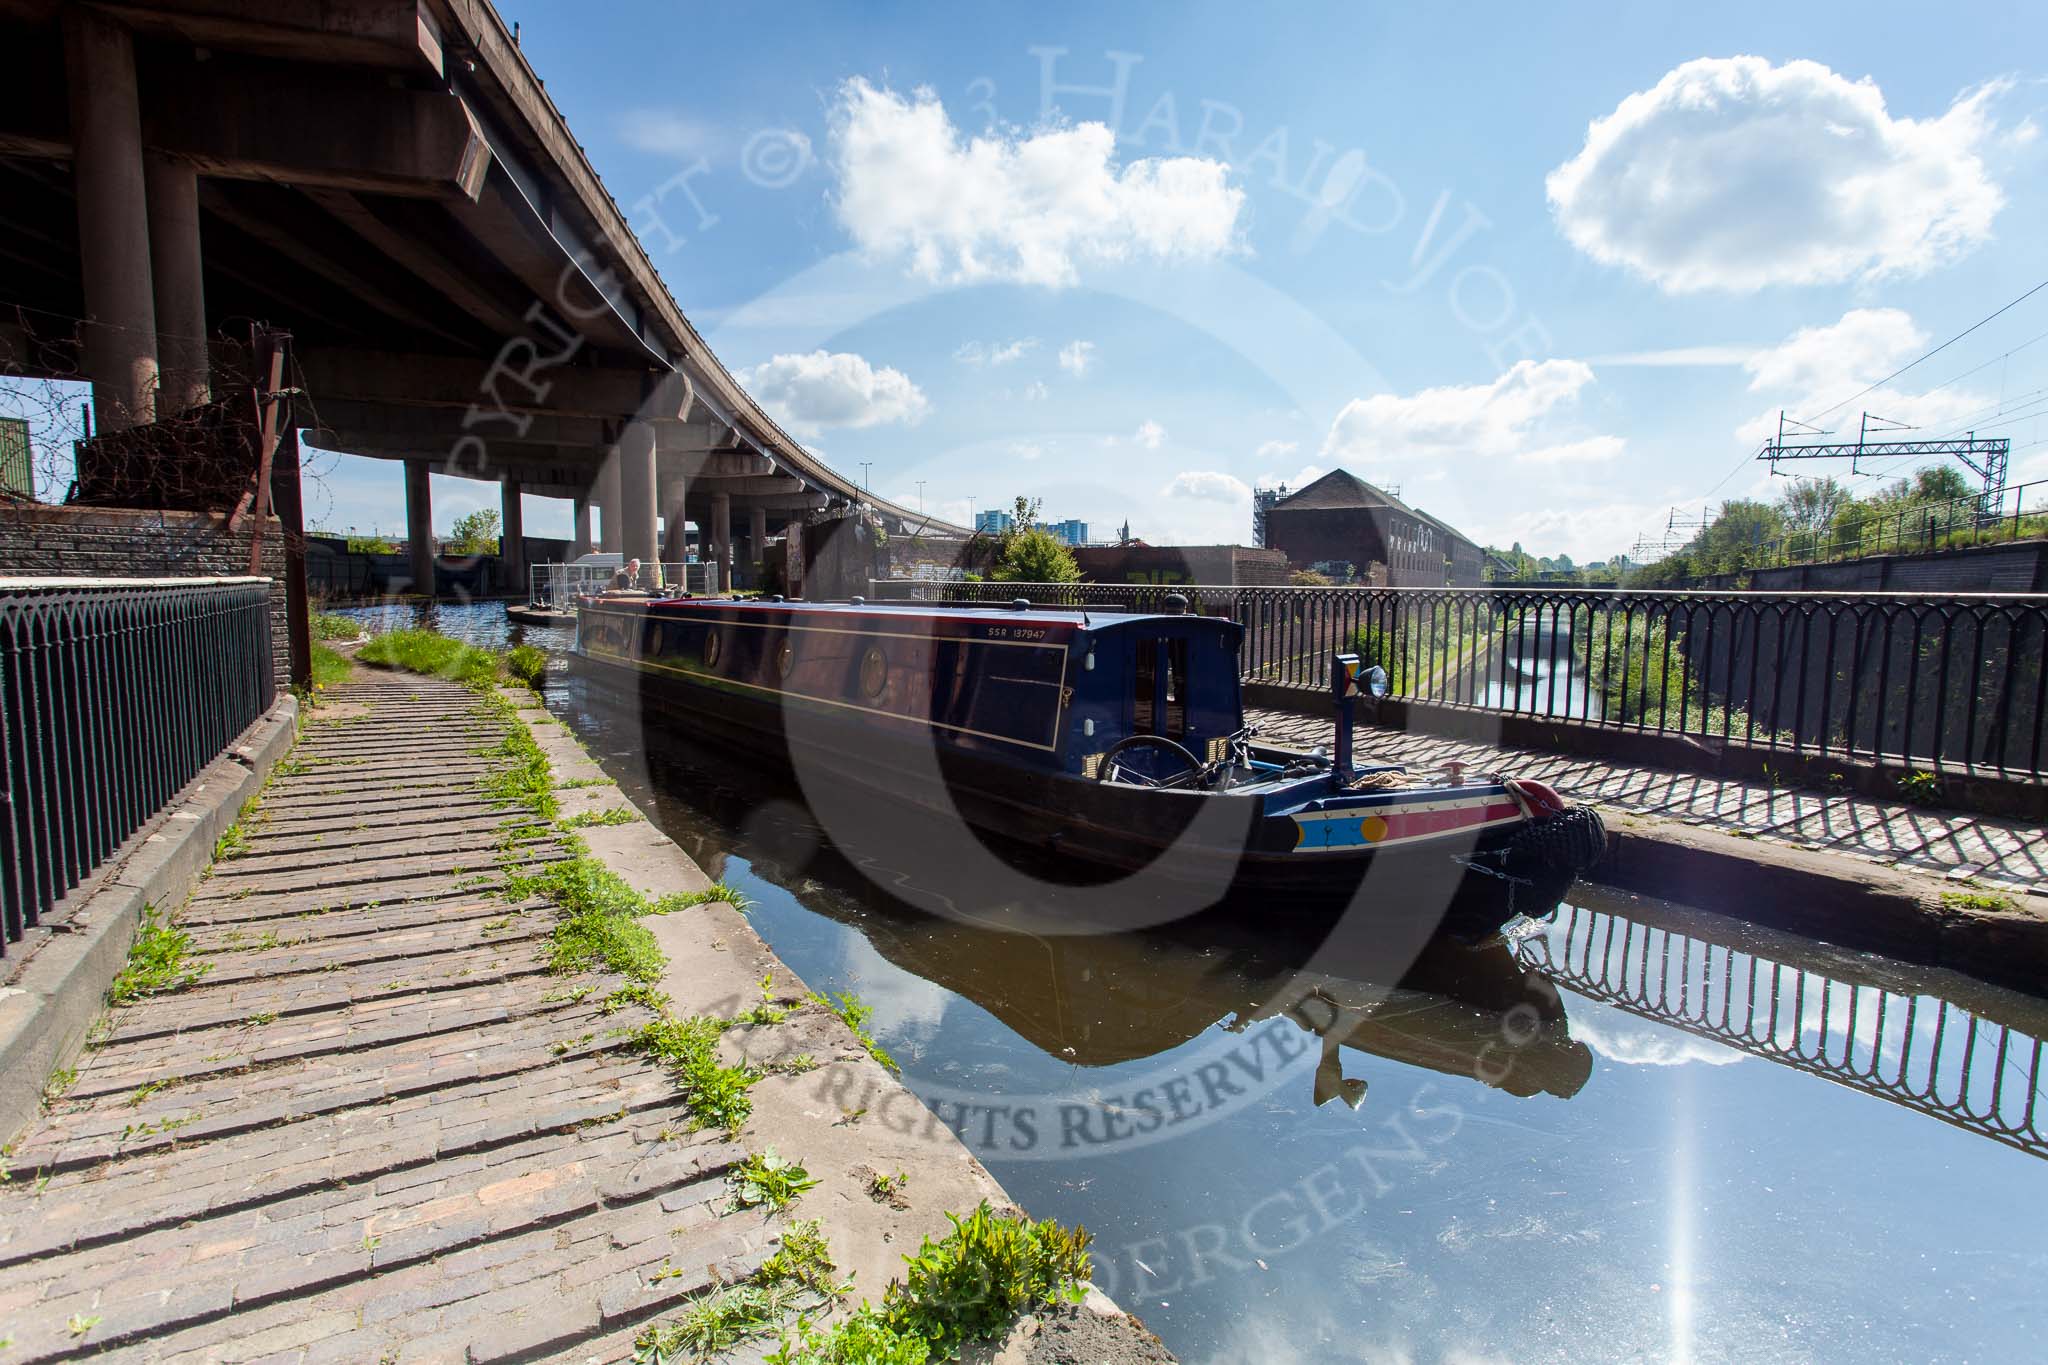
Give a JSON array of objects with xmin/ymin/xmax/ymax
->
[
  {"xmin": 359, "ymin": 628, "xmax": 507, "ymax": 688},
  {"xmin": 631, "ymin": 1200, "xmax": 1095, "ymax": 1365},
  {"xmin": 354, "ymin": 626, "xmax": 548, "ymax": 695},
  {"xmin": 309, "ymin": 643, "xmax": 352, "ymax": 690},
  {"xmin": 1625, "ymin": 467, "xmax": 2038, "ymax": 586}
]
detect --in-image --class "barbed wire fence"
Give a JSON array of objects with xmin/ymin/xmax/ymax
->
[{"xmin": 0, "ymin": 302, "xmax": 345, "ymax": 522}]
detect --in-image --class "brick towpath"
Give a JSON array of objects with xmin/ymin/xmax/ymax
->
[
  {"xmin": 1248, "ymin": 705, "xmax": 2048, "ymax": 892},
  {"xmin": 0, "ymin": 676, "xmax": 777, "ymax": 1363}
]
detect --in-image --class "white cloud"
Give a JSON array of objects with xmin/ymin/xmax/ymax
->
[
  {"xmin": 1743, "ymin": 307, "xmax": 1920, "ymax": 396},
  {"xmin": 1009, "ymin": 441, "xmax": 1045, "ymax": 461},
  {"xmin": 1057, "ymin": 340, "xmax": 1096, "ymax": 377},
  {"xmin": 1255, "ymin": 439, "xmax": 1299, "ymax": 460},
  {"xmin": 1735, "ymin": 307, "xmax": 1989, "ymax": 446},
  {"xmin": 1588, "ymin": 344, "xmax": 1760, "ymax": 368},
  {"xmin": 735, "ymin": 350, "xmax": 930, "ymax": 437},
  {"xmin": 1016, "ymin": 380, "xmax": 1049, "ymax": 402},
  {"xmin": 828, "ymin": 78, "xmax": 1245, "ymax": 287},
  {"xmin": 1476, "ymin": 498, "xmax": 1673, "ymax": 564},
  {"xmin": 1322, "ymin": 359, "xmax": 1597, "ymax": 461},
  {"xmin": 1134, "ymin": 419, "xmax": 1167, "ymax": 449},
  {"xmin": 1161, "ymin": 470, "xmax": 1248, "ymax": 502},
  {"xmin": 1515, "ymin": 436, "xmax": 1627, "ymax": 466},
  {"xmin": 1547, "ymin": 57, "xmax": 2006, "ymax": 292},
  {"xmin": 619, "ymin": 109, "xmax": 726, "ymax": 159},
  {"xmin": 955, "ymin": 338, "xmax": 1038, "ymax": 366},
  {"xmin": 1156, "ymin": 470, "xmax": 1253, "ymax": 543}
]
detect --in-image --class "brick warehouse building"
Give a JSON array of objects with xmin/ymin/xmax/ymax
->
[{"xmin": 1263, "ymin": 469, "xmax": 1484, "ymax": 587}]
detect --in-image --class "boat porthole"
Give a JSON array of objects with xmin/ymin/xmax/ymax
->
[
  {"xmin": 702, "ymin": 629, "xmax": 722, "ymax": 669},
  {"xmin": 775, "ymin": 638, "xmax": 795, "ymax": 679},
  {"xmin": 859, "ymin": 645, "xmax": 887, "ymax": 699}
]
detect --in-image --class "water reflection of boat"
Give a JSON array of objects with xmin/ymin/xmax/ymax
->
[{"xmin": 801, "ymin": 893, "xmax": 1593, "ymax": 1110}]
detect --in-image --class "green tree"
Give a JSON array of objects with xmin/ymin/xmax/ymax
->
[
  {"xmin": 1909, "ymin": 465, "xmax": 1972, "ymax": 504},
  {"xmin": 993, "ymin": 526, "xmax": 1080, "ymax": 583},
  {"xmin": 1776, "ymin": 476, "xmax": 1852, "ymax": 536},
  {"xmin": 447, "ymin": 507, "xmax": 502, "ymax": 557},
  {"xmin": 344, "ymin": 533, "xmax": 399, "ymax": 556}
]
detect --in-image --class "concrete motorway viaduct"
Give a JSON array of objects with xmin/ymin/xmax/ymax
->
[{"xmin": 0, "ymin": 0, "xmax": 964, "ymax": 596}]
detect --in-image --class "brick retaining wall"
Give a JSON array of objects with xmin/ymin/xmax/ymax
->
[{"xmin": 0, "ymin": 504, "xmax": 289, "ymax": 683}]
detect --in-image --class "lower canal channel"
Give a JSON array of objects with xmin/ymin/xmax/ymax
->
[{"xmin": 344, "ymin": 604, "xmax": 2048, "ymax": 1363}]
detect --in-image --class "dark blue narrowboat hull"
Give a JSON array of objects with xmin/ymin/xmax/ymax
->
[{"xmin": 571, "ymin": 598, "xmax": 1597, "ymax": 920}]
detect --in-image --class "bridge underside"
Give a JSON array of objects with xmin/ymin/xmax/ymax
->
[{"xmin": 0, "ymin": 0, "xmax": 954, "ymax": 600}]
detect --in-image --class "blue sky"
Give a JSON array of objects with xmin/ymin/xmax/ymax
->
[{"xmin": 312, "ymin": 4, "xmax": 2048, "ymax": 556}]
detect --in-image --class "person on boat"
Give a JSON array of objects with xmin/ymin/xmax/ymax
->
[{"xmin": 610, "ymin": 558, "xmax": 641, "ymax": 591}]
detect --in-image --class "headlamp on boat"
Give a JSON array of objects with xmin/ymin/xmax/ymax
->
[{"xmin": 1362, "ymin": 664, "xmax": 1389, "ymax": 698}]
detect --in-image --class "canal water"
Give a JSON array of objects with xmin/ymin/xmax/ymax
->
[{"xmin": 341, "ymin": 604, "xmax": 2048, "ymax": 1363}]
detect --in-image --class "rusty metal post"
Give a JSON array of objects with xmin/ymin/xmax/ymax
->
[{"xmin": 273, "ymin": 426, "xmax": 313, "ymax": 689}]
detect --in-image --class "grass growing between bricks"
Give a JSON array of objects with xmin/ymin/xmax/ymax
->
[
  {"xmin": 354, "ymin": 627, "xmax": 1034, "ymax": 1359},
  {"xmin": 107, "ymin": 908, "xmax": 210, "ymax": 1005},
  {"xmin": 625, "ymin": 1015, "xmax": 759, "ymax": 1135}
]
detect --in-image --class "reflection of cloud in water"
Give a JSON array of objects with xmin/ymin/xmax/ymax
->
[
  {"xmin": 838, "ymin": 929, "xmax": 951, "ymax": 1048},
  {"xmin": 1572, "ymin": 1010, "xmax": 1747, "ymax": 1069}
]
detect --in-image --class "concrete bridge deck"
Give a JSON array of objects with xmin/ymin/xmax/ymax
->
[
  {"xmin": 1247, "ymin": 707, "xmax": 2048, "ymax": 892},
  {"xmin": 0, "ymin": 677, "xmax": 775, "ymax": 1363}
]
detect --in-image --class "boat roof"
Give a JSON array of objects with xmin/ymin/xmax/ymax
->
[{"xmin": 620, "ymin": 596, "xmax": 1228, "ymax": 631}]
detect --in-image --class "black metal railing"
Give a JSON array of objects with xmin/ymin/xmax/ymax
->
[
  {"xmin": 0, "ymin": 579, "xmax": 276, "ymax": 954},
  {"xmin": 871, "ymin": 579, "xmax": 2048, "ymax": 779},
  {"xmin": 1518, "ymin": 903, "xmax": 2048, "ymax": 1161}
]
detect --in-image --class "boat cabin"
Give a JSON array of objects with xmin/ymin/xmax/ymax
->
[{"xmin": 579, "ymin": 598, "xmax": 1244, "ymax": 780}]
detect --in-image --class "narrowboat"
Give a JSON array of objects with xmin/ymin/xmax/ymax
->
[{"xmin": 570, "ymin": 594, "xmax": 1606, "ymax": 912}]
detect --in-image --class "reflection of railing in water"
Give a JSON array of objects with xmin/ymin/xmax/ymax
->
[{"xmin": 1516, "ymin": 904, "xmax": 2048, "ymax": 1160}]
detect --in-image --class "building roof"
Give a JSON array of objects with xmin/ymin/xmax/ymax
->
[
  {"xmin": 1270, "ymin": 469, "xmax": 1479, "ymax": 550},
  {"xmin": 1406, "ymin": 505, "xmax": 1481, "ymax": 552}
]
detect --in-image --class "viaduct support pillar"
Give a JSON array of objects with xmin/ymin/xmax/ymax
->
[
  {"xmin": 405, "ymin": 460, "xmax": 435, "ymax": 597},
  {"xmin": 145, "ymin": 152, "xmax": 208, "ymax": 413},
  {"xmin": 711, "ymin": 492, "xmax": 732, "ymax": 592},
  {"xmin": 572, "ymin": 497, "xmax": 592, "ymax": 557},
  {"xmin": 618, "ymin": 422, "xmax": 658, "ymax": 577},
  {"xmin": 596, "ymin": 451, "xmax": 622, "ymax": 554},
  {"xmin": 65, "ymin": 7, "xmax": 158, "ymax": 431},
  {"xmin": 500, "ymin": 480, "xmax": 526, "ymax": 593},
  {"xmin": 659, "ymin": 476, "xmax": 689, "ymax": 570},
  {"xmin": 749, "ymin": 506, "xmax": 769, "ymax": 587}
]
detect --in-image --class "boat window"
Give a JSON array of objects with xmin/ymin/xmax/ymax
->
[
  {"xmin": 1165, "ymin": 638, "xmax": 1189, "ymax": 739},
  {"xmin": 859, "ymin": 645, "xmax": 887, "ymax": 699},
  {"xmin": 702, "ymin": 628, "xmax": 722, "ymax": 669},
  {"xmin": 1134, "ymin": 639, "xmax": 1156, "ymax": 733},
  {"xmin": 775, "ymin": 637, "xmax": 795, "ymax": 680}
]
